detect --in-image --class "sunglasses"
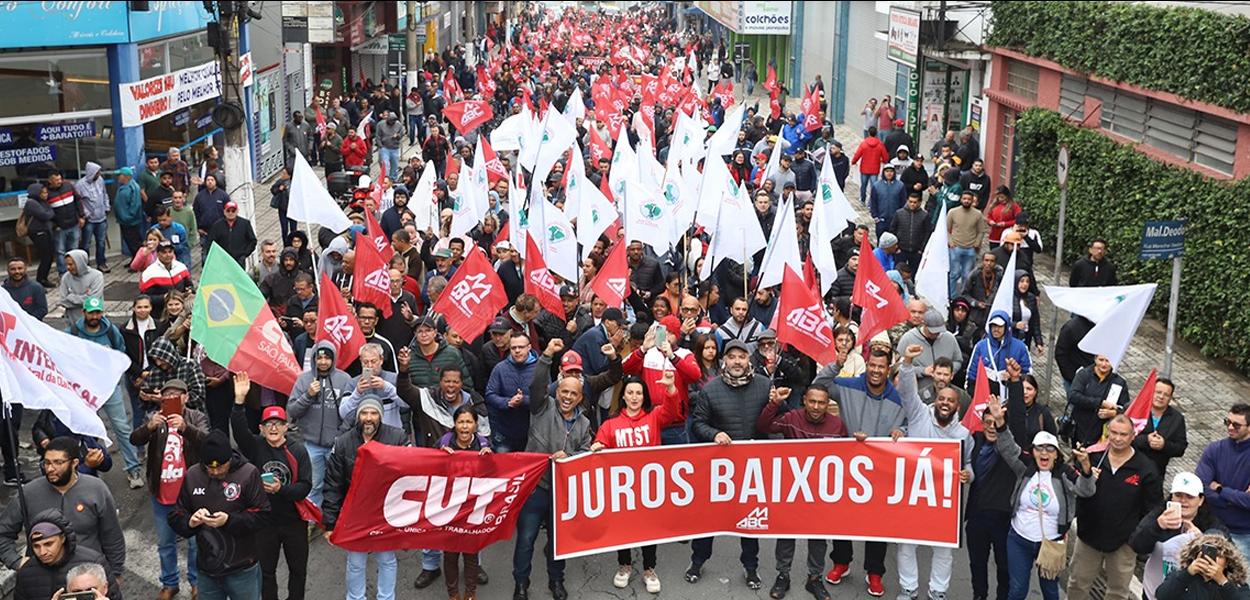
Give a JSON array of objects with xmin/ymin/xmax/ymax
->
[{"xmin": 1225, "ymin": 418, "xmax": 1247, "ymax": 430}]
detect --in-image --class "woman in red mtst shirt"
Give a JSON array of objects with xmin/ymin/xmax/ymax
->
[{"xmin": 590, "ymin": 373, "xmax": 684, "ymax": 594}]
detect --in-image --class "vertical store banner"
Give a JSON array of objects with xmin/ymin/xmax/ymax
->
[
  {"xmin": 552, "ymin": 439, "xmax": 963, "ymax": 559},
  {"xmin": 119, "ymin": 61, "xmax": 222, "ymax": 127}
]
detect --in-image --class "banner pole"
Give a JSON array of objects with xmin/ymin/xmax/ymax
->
[{"xmin": 1, "ymin": 399, "xmax": 31, "ymax": 559}]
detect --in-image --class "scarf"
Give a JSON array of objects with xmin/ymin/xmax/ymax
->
[{"xmin": 721, "ymin": 367, "xmax": 753, "ymax": 388}]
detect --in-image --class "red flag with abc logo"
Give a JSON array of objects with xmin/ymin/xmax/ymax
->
[
  {"xmin": 777, "ymin": 266, "xmax": 839, "ymax": 365},
  {"xmin": 351, "ymin": 232, "xmax": 394, "ymax": 318},
  {"xmin": 329, "ymin": 444, "xmax": 549, "ymax": 553},
  {"xmin": 524, "ymin": 232, "xmax": 566, "ymax": 320},
  {"xmin": 316, "ymin": 272, "xmax": 366, "ymax": 370},
  {"xmin": 432, "ymin": 247, "xmax": 509, "ymax": 341},
  {"xmin": 443, "ymin": 100, "xmax": 494, "ymax": 136},
  {"xmin": 852, "ymin": 236, "xmax": 909, "ymax": 351}
]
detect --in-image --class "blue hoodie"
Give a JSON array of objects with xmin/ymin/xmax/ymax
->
[
  {"xmin": 965, "ymin": 309, "xmax": 1032, "ymax": 385},
  {"xmin": 65, "ymin": 315, "xmax": 126, "ymax": 353},
  {"xmin": 113, "ymin": 170, "xmax": 145, "ymax": 227}
]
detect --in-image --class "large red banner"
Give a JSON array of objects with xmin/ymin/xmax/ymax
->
[
  {"xmin": 552, "ymin": 439, "xmax": 963, "ymax": 559},
  {"xmin": 329, "ymin": 444, "xmax": 549, "ymax": 554}
]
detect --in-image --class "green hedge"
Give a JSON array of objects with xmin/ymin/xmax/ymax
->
[
  {"xmin": 1012, "ymin": 108, "xmax": 1250, "ymax": 373},
  {"xmin": 988, "ymin": 1, "xmax": 1250, "ymax": 113}
]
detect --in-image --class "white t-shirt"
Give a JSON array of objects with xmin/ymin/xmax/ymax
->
[
  {"xmin": 1012, "ymin": 471, "xmax": 1061, "ymax": 542},
  {"xmin": 1143, "ymin": 529, "xmax": 1199, "ymax": 600}
]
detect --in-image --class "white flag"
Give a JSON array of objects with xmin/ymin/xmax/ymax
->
[
  {"xmin": 705, "ymin": 104, "xmax": 745, "ymax": 159},
  {"xmin": 1042, "ymin": 283, "xmax": 1157, "ymax": 368},
  {"xmin": 410, "ymin": 161, "xmax": 439, "ymax": 233},
  {"xmin": 470, "ymin": 137, "xmax": 492, "ymax": 216},
  {"xmin": 608, "ymin": 125, "xmax": 638, "ymax": 202},
  {"xmin": 449, "ymin": 143, "xmax": 485, "ymax": 239},
  {"xmin": 694, "ymin": 154, "xmax": 731, "ymax": 230},
  {"xmin": 810, "ymin": 151, "xmax": 857, "ymax": 294},
  {"xmin": 509, "ymin": 168, "xmax": 531, "ymax": 259},
  {"xmin": 757, "ymin": 194, "xmax": 802, "ymax": 289},
  {"xmin": 536, "ymin": 196, "xmax": 579, "ymax": 282},
  {"xmin": 563, "ymin": 86, "xmax": 586, "ymax": 126},
  {"xmin": 356, "ymin": 111, "xmax": 373, "ymax": 139},
  {"xmin": 915, "ymin": 199, "xmax": 950, "ymax": 315},
  {"xmin": 530, "ymin": 108, "xmax": 579, "ymax": 189},
  {"xmin": 987, "ymin": 247, "xmax": 1018, "ymax": 333},
  {"xmin": 702, "ymin": 181, "xmax": 766, "ymax": 277},
  {"xmin": 576, "ymin": 161, "xmax": 617, "ymax": 261},
  {"xmin": 0, "ymin": 292, "xmax": 125, "ymax": 444},
  {"xmin": 623, "ymin": 179, "xmax": 671, "ymax": 252},
  {"xmin": 490, "ymin": 106, "xmax": 537, "ymax": 153},
  {"xmin": 288, "ymin": 149, "xmax": 352, "ymax": 232}
]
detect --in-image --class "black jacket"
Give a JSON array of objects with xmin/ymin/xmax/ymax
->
[
  {"xmin": 899, "ymin": 164, "xmax": 929, "ymax": 198},
  {"xmin": 629, "ymin": 255, "xmax": 665, "ymax": 300},
  {"xmin": 960, "ymin": 170, "xmax": 992, "ymax": 209},
  {"xmin": 169, "ymin": 455, "xmax": 271, "ymax": 577},
  {"xmin": 496, "ymin": 261, "xmax": 524, "ymax": 305},
  {"xmin": 1131, "ymin": 405, "xmax": 1188, "ymax": 476},
  {"xmin": 44, "ymin": 182, "xmax": 81, "ymax": 230},
  {"xmin": 1075, "ymin": 449, "xmax": 1163, "ymax": 552},
  {"xmin": 229, "ymin": 405, "xmax": 312, "ymax": 527},
  {"xmin": 1066, "ymin": 365, "xmax": 1131, "ymax": 447},
  {"xmin": 1055, "ymin": 315, "xmax": 1095, "ymax": 382},
  {"xmin": 1069, "ymin": 256, "xmax": 1118, "ymax": 287},
  {"xmin": 965, "ymin": 432, "xmax": 1017, "ymax": 516},
  {"xmin": 1004, "ymin": 378, "xmax": 1057, "ymax": 454},
  {"xmin": 827, "ymin": 266, "xmax": 857, "ymax": 304},
  {"xmin": 322, "ymin": 422, "xmax": 409, "ymax": 530},
  {"xmin": 890, "ymin": 206, "xmax": 930, "ymax": 252},
  {"xmin": 14, "ymin": 510, "xmax": 119, "ymax": 600},
  {"xmin": 691, "ymin": 374, "xmax": 771, "ymax": 442},
  {"xmin": 1154, "ymin": 570, "xmax": 1250, "ymax": 600},
  {"xmin": 207, "ymin": 217, "xmax": 258, "ymax": 266}
]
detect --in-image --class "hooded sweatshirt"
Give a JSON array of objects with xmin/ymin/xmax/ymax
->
[
  {"xmin": 145, "ymin": 337, "xmax": 207, "ymax": 409},
  {"xmin": 74, "ymin": 162, "xmax": 109, "ymax": 223},
  {"xmin": 0, "ymin": 475, "xmax": 125, "ymax": 575},
  {"xmin": 168, "ymin": 454, "xmax": 270, "ymax": 577},
  {"xmin": 965, "ymin": 309, "xmax": 1033, "ymax": 386},
  {"xmin": 13, "ymin": 510, "xmax": 118, "ymax": 600},
  {"xmin": 21, "ymin": 183, "xmax": 54, "ymax": 234},
  {"xmin": 113, "ymin": 173, "xmax": 145, "ymax": 227},
  {"xmin": 57, "ymin": 250, "xmax": 103, "ymax": 324},
  {"xmin": 64, "ymin": 315, "xmax": 126, "ymax": 353},
  {"xmin": 287, "ymin": 341, "xmax": 355, "ymax": 447},
  {"xmin": 260, "ymin": 248, "xmax": 302, "ymax": 312},
  {"xmin": 898, "ymin": 364, "xmax": 974, "ymax": 475}
]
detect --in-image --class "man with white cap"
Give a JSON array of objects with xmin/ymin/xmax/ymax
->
[
  {"xmin": 323, "ymin": 393, "xmax": 408, "ymax": 600},
  {"xmin": 1129, "ymin": 471, "xmax": 1227, "ymax": 600}
]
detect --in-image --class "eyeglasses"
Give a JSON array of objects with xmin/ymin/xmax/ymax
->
[
  {"xmin": 1226, "ymin": 418, "xmax": 1247, "ymax": 430},
  {"xmin": 42, "ymin": 458, "xmax": 71, "ymax": 467},
  {"xmin": 261, "ymin": 421, "xmax": 286, "ymax": 430}
]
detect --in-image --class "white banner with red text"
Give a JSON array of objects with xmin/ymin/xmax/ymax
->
[{"xmin": 119, "ymin": 60, "xmax": 222, "ymax": 127}]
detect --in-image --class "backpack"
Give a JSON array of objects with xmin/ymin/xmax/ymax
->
[{"xmin": 14, "ymin": 211, "xmax": 30, "ymax": 238}]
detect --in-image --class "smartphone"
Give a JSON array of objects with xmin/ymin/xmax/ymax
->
[
  {"xmin": 1165, "ymin": 501, "xmax": 1182, "ymax": 521},
  {"xmin": 160, "ymin": 395, "xmax": 183, "ymax": 417},
  {"xmin": 1201, "ymin": 543, "xmax": 1220, "ymax": 560},
  {"xmin": 61, "ymin": 592, "xmax": 97, "ymax": 600},
  {"xmin": 261, "ymin": 472, "xmax": 277, "ymax": 485},
  {"xmin": 654, "ymin": 327, "xmax": 667, "ymax": 347}
]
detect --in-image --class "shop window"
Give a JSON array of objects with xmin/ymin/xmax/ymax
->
[
  {"xmin": 0, "ymin": 51, "xmax": 111, "ymax": 119},
  {"xmin": 0, "ymin": 114, "xmax": 116, "ymax": 220},
  {"xmin": 1004, "ymin": 60, "xmax": 1038, "ymax": 101}
]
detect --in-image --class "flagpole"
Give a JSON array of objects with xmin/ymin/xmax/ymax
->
[{"xmin": 1, "ymin": 398, "xmax": 31, "ymax": 559}]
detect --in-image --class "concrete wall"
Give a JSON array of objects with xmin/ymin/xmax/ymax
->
[
  {"xmin": 844, "ymin": 2, "xmax": 899, "ymax": 125},
  {"xmin": 799, "ymin": 2, "xmax": 836, "ymax": 92}
]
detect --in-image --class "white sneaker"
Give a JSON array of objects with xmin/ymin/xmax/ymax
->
[
  {"xmin": 127, "ymin": 470, "xmax": 145, "ymax": 489},
  {"xmin": 643, "ymin": 569, "xmax": 661, "ymax": 594},
  {"xmin": 614, "ymin": 566, "xmax": 632, "ymax": 588}
]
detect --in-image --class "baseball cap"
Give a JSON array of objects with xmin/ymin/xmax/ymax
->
[
  {"xmin": 156, "ymin": 240, "xmax": 175, "ymax": 251},
  {"xmin": 415, "ymin": 315, "xmax": 439, "ymax": 330},
  {"xmin": 494, "ymin": 240, "xmax": 515, "ymax": 251},
  {"xmin": 1171, "ymin": 471, "xmax": 1204, "ymax": 497},
  {"xmin": 29, "ymin": 521, "xmax": 63, "ymax": 541},
  {"xmin": 224, "ymin": 201, "xmax": 238, "ymax": 210},
  {"xmin": 988, "ymin": 314, "xmax": 1008, "ymax": 327},
  {"xmin": 923, "ymin": 309, "xmax": 945, "ymax": 330},
  {"xmin": 83, "ymin": 297, "xmax": 105, "ymax": 313},
  {"xmin": 162, "ymin": 379, "xmax": 189, "ymax": 393},
  {"xmin": 723, "ymin": 340, "xmax": 750, "ymax": 356},
  {"xmin": 1031, "ymin": 431, "xmax": 1060, "ymax": 450},
  {"xmin": 758, "ymin": 329, "xmax": 777, "ymax": 341},
  {"xmin": 559, "ymin": 284, "xmax": 578, "ymax": 298},
  {"xmin": 488, "ymin": 318, "xmax": 511, "ymax": 333},
  {"xmin": 261, "ymin": 406, "xmax": 287, "ymax": 424},
  {"xmin": 433, "ymin": 248, "xmax": 453, "ymax": 259},
  {"xmin": 560, "ymin": 350, "xmax": 584, "ymax": 371},
  {"xmin": 894, "ymin": 118, "xmax": 904, "ymax": 127}
]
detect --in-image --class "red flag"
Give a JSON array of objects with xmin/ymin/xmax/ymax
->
[
  {"xmin": 316, "ymin": 273, "xmax": 366, "ymax": 370},
  {"xmin": 711, "ymin": 80, "xmax": 735, "ymax": 108},
  {"xmin": 960, "ymin": 361, "xmax": 992, "ymax": 435},
  {"xmin": 802, "ymin": 252, "xmax": 819, "ymax": 294},
  {"xmin": 777, "ymin": 266, "xmax": 839, "ymax": 365},
  {"xmin": 443, "ymin": 69, "xmax": 463, "ymax": 102},
  {"xmin": 587, "ymin": 125, "xmax": 613, "ymax": 164},
  {"xmin": 763, "ymin": 64, "xmax": 778, "ymax": 96},
  {"xmin": 313, "ymin": 105, "xmax": 327, "ymax": 137},
  {"xmin": 851, "ymin": 236, "xmax": 909, "ymax": 350},
  {"xmin": 496, "ymin": 219, "xmax": 510, "ymax": 245},
  {"xmin": 363, "ymin": 209, "xmax": 394, "ymax": 263},
  {"xmin": 524, "ymin": 232, "xmax": 566, "ymax": 320},
  {"xmin": 482, "ymin": 138, "xmax": 508, "ymax": 185},
  {"xmin": 445, "ymin": 155, "xmax": 460, "ymax": 180},
  {"xmin": 801, "ymin": 86, "xmax": 823, "ymax": 132},
  {"xmin": 769, "ymin": 93, "xmax": 782, "ymax": 120},
  {"xmin": 476, "ymin": 63, "xmax": 496, "ymax": 97},
  {"xmin": 352, "ymin": 232, "xmax": 394, "ymax": 318},
  {"xmin": 432, "ymin": 247, "xmax": 509, "ymax": 341},
  {"xmin": 590, "ymin": 240, "xmax": 629, "ymax": 308},
  {"xmin": 1087, "ymin": 369, "xmax": 1157, "ymax": 452},
  {"xmin": 443, "ymin": 100, "xmax": 494, "ymax": 135}
]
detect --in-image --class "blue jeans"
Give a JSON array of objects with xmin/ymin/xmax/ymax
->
[
  {"xmin": 99, "ymin": 384, "xmax": 141, "ymax": 473},
  {"xmin": 407, "ymin": 115, "xmax": 422, "ymax": 144},
  {"xmin": 421, "ymin": 549, "xmax": 441, "ymax": 571},
  {"xmin": 153, "ymin": 498, "xmax": 198, "ymax": 588},
  {"xmin": 346, "ymin": 551, "xmax": 396, "ymax": 600},
  {"xmin": 661, "ymin": 418, "xmax": 691, "ymax": 445},
  {"xmin": 858, "ymin": 173, "xmax": 878, "ymax": 204},
  {"xmin": 380, "ymin": 147, "xmax": 400, "ymax": 182},
  {"xmin": 54, "ymin": 227, "xmax": 80, "ymax": 275},
  {"xmin": 949, "ymin": 246, "xmax": 978, "ymax": 297},
  {"xmin": 491, "ymin": 430, "xmax": 527, "ymax": 454},
  {"xmin": 80, "ymin": 221, "xmax": 108, "ymax": 267},
  {"xmin": 1006, "ymin": 529, "xmax": 1058, "ymax": 600},
  {"xmin": 306, "ymin": 442, "xmax": 331, "ymax": 507},
  {"xmin": 513, "ymin": 487, "xmax": 564, "ymax": 584},
  {"xmin": 692, "ymin": 536, "xmax": 759, "ymax": 571},
  {"xmin": 199, "ymin": 563, "xmax": 260, "ymax": 600}
]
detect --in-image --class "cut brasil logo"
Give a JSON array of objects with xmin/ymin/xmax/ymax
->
[
  {"xmin": 548, "ymin": 224, "xmax": 569, "ymax": 243},
  {"xmin": 641, "ymin": 203, "xmax": 662, "ymax": 220}
]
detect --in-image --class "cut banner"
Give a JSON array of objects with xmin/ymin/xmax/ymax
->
[
  {"xmin": 0, "ymin": 290, "xmax": 127, "ymax": 444},
  {"xmin": 329, "ymin": 444, "xmax": 549, "ymax": 554},
  {"xmin": 552, "ymin": 438, "xmax": 963, "ymax": 559}
]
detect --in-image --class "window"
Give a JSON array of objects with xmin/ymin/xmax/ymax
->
[
  {"xmin": 0, "ymin": 51, "xmax": 111, "ymax": 119},
  {"xmin": 1005, "ymin": 60, "xmax": 1038, "ymax": 100},
  {"xmin": 1089, "ymin": 83, "xmax": 1145, "ymax": 142},
  {"xmin": 1000, "ymin": 109, "xmax": 1016, "ymax": 184},
  {"xmin": 139, "ymin": 31, "xmax": 212, "ymax": 81},
  {"xmin": 1193, "ymin": 114, "xmax": 1237, "ymax": 175},
  {"xmin": 1059, "ymin": 74, "xmax": 1086, "ymax": 120}
]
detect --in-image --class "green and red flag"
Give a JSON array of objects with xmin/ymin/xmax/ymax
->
[{"xmin": 191, "ymin": 244, "xmax": 301, "ymax": 394}]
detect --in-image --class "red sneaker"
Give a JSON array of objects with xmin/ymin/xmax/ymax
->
[
  {"xmin": 824, "ymin": 564, "xmax": 849, "ymax": 585},
  {"xmin": 865, "ymin": 574, "xmax": 885, "ymax": 597}
]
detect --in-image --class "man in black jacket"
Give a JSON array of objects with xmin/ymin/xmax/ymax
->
[
  {"xmin": 960, "ymin": 159, "xmax": 992, "ymax": 209},
  {"xmin": 207, "ymin": 201, "xmax": 258, "ymax": 267},
  {"xmin": 890, "ymin": 192, "xmax": 930, "ymax": 273},
  {"xmin": 965, "ymin": 415, "xmax": 1016, "ymax": 600},
  {"xmin": 322, "ymin": 395, "xmax": 409, "ymax": 600},
  {"xmin": 169, "ymin": 429, "xmax": 271, "ymax": 599},
  {"xmin": 685, "ymin": 340, "xmax": 772, "ymax": 590},
  {"xmin": 14, "ymin": 510, "xmax": 119, "ymax": 600},
  {"xmin": 1069, "ymin": 239, "xmax": 1118, "ymax": 287},
  {"xmin": 230, "ymin": 373, "xmax": 312, "ymax": 600},
  {"xmin": 899, "ymin": 155, "xmax": 929, "ymax": 200},
  {"xmin": 627, "ymin": 241, "xmax": 664, "ymax": 305},
  {"xmin": 1131, "ymin": 377, "xmax": 1188, "ymax": 477},
  {"xmin": 45, "ymin": 169, "xmax": 84, "ymax": 276}
]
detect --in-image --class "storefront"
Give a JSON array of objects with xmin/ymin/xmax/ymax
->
[{"xmin": 133, "ymin": 31, "xmax": 224, "ymax": 168}]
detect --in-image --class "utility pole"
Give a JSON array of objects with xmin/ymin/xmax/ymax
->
[
  {"xmin": 407, "ymin": 0, "xmax": 419, "ymax": 88},
  {"xmin": 208, "ymin": 1, "xmax": 260, "ymax": 266}
]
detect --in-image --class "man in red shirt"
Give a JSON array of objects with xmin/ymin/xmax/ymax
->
[{"xmin": 851, "ymin": 127, "xmax": 890, "ymax": 204}]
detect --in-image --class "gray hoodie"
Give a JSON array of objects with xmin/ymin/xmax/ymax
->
[
  {"xmin": 287, "ymin": 341, "xmax": 355, "ymax": 448},
  {"xmin": 74, "ymin": 162, "xmax": 109, "ymax": 223},
  {"xmin": 57, "ymin": 250, "xmax": 103, "ymax": 323},
  {"xmin": 897, "ymin": 363, "xmax": 974, "ymax": 478}
]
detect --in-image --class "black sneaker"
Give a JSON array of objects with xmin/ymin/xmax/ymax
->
[
  {"xmin": 770, "ymin": 573, "xmax": 790, "ymax": 598},
  {"xmin": 804, "ymin": 576, "xmax": 832, "ymax": 600},
  {"xmin": 684, "ymin": 563, "xmax": 702, "ymax": 583},
  {"xmin": 413, "ymin": 568, "xmax": 441, "ymax": 589},
  {"xmin": 477, "ymin": 568, "xmax": 489, "ymax": 585},
  {"xmin": 549, "ymin": 580, "xmax": 568, "ymax": 600},
  {"xmin": 513, "ymin": 581, "xmax": 529, "ymax": 600},
  {"xmin": 746, "ymin": 569, "xmax": 762, "ymax": 590}
]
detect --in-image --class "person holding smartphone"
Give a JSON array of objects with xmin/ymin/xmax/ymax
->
[
  {"xmin": 1130, "ymin": 472, "xmax": 1227, "ymax": 600},
  {"xmin": 1154, "ymin": 534, "xmax": 1250, "ymax": 599}
]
